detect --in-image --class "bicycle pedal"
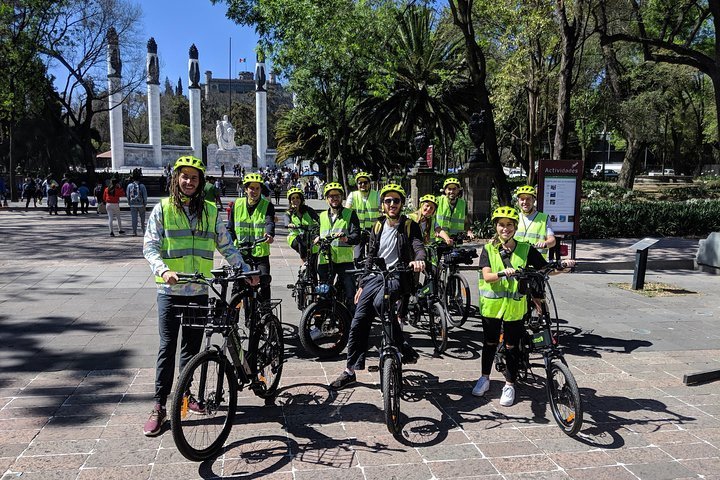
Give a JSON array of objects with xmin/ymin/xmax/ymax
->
[
  {"xmin": 286, "ymin": 284, "xmax": 294, "ymax": 289},
  {"xmin": 368, "ymin": 365, "xmax": 379, "ymax": 373}
]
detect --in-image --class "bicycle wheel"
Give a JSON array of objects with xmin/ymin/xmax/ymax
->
[
  {"xmin": 382, "ymin": 355, "xmax": 402, "ymax": 435},
  {"xmin": 298, "ymin": 300, "xmax": 350, "ymax": 358},
  {"xmin": 429, "ymin": 301, "xmax": 448, "ymax": 354},
  {"xmin": 444, "ymin": 273, "xmax": 471, "ymax": 327},
  {"xmin": 171, "ymin": 350, "xmax": 237, "ymax": 461},
  {"xmin": 546, "ymin": 359, "xmax": 583, "ymax": 436},
  {"xmin": 249, "ymin": 314, "xmax": 284, "ymax": 398}
]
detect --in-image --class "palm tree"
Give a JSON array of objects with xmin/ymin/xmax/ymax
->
[{"xmin": 354, "ymin": 6, "xmax": 469, "ymax": 170}]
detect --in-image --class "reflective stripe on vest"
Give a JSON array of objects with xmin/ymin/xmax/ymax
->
[
  {"xmin": 436, "ymin": 195, "xmax": 466, "ymax": 235},
  {"xmin": 155, "ymin": 198, "xmax": 218, "ymax": 283},
  {"xmin": 516, "ymin": 211, "xmax": 549, "ymax": 259},
  {"xmin": 349, "ymin": 190, "xmax": 381, "ymax": 229},
  {"xmin": 233, "ymin": 197, "xmax": 271, "ymax": 257},
  {"xmin": 478, "ymin": 241, "xmax": 530, "ymax": 321},
  {"xmin": 318, "ymin": 208, "xmax": 354, "ymax": 264}
]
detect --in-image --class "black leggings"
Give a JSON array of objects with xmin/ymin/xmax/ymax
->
[{"xmin": 481, "ymin": 317, "xmax": 525, "ymax": 383}]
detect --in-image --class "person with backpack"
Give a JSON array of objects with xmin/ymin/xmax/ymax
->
[
  {"xmin": 330, "ymin": 183, "xmax": 425, "ymax": 390},
  {"xmin": 93, "ymin": 180, "xmax": 104, "ymax": 215},
  {"xmin": 78, "ymin": 181, "xmax": 90, "ymax": 214},
  {"xmin": 22, "ymin": 177, "xmax": 37, "ymax": 209},
  {"xmin": 126, "ymin": 172, "xmax": 148, "ymax": 236}
]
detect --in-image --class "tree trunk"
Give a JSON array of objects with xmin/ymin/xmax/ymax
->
[
  {"xmin": 9, "ymin": 123, "xmax": 17, "ymax": 202},
  {"xmin": 618, "ymin": 131, "xmax": 642, "ymax": 188}
]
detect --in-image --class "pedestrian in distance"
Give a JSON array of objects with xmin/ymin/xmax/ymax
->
[
  {"xmin": 22, "ymin": 177, "xmax": 37, "ymax": 209},
  {"xmin": 103, "ymin": 177, "xmax": 125, "ymax": 236},
  {"xmin": 514, "ymin": 185, "xmax": 556, "ymax": 260},
  {"xmin": 46, "ymin": 182, "xmax": 59, "ymax": 215},
  {"xmin": 93, "ymin": 180, "xmax": 104, "ymax": 215},
  {"xmin": 330, "ymin": 183, "xmax": 425, "ymax": 390},
  {"xmin": 78, "ymin": 181, "xmax": 90, "ymax": 214},
  {"xmin": 70, "ymin": 187, "xmax": 80, "ymax": 215},
  {"xmin": 473, "ymin": 206, "xmax": 574, "ymax": 406},
  {"xmin": 60, "ymin": 178, "xmax": 76, "ymax": 215},
  {"xmin": 126, "ymin": 171, "xmax": 148, "ymax": 236},
  {"xmin": 142, "ymin": 155, "xmax": 258, "ymax": 437}
]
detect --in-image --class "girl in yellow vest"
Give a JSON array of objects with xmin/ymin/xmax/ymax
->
[
  {"xmin": 408, "ymin": 194, "xmax": 453, "ymax": 246},
  {"xmin": 285, "ymin": 187, "xmax": 319, "ymax": 261},
  {"xmin": 474, "ymin": 206, "xmax": 574, "ymax": 407}
]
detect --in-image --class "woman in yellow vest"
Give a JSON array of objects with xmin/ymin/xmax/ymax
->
[
  {"xmin": 408, "ymin": 194, "xmax": 453, "ymax": 246},
  {"xmin": 285, "ymin": 187, "xmax": 319, "ymax": 261},
  {"xmin": 142, "ymin": 156, "xmax": 257, "ymax": 437},
  {"xmin": 474, "ymin": 206, "xmax": 573, "ymax": 407}
]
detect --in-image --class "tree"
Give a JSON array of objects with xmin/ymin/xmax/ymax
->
[{"xmin": 597, "ymin": 0, "xmax": 720, "ymax": 148}]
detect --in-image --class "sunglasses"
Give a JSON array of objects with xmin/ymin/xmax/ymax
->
[
  {"xmin": 357, "ymin": 181, "xmax": 369, "ymax": 186},
  {"xmin": 383, "ymin": 198, "xmax": 401, "ymax": 205}
]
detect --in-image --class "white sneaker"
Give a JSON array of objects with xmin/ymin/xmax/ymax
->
[
  {"xmin": 499, "ymin": 385, "xmax": 515, "ymax": 406},
  {"xmin": 309, "ymin": 326, "xmax": 323, "ymax": 341},
  {"xmin": 472, "ymin": 376, "xmax": 490, "ymax": 397}
]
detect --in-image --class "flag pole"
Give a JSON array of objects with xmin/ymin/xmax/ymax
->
[{"xmin": 228, "ymin": 37, "xmax": 232, "ymax": 115}]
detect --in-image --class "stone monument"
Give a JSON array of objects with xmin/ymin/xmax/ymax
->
[
  {"xmin": 409, "ymin": 129, "xmax": 435, "ymax": 209},
  {"xmin": 207, "ymin": 115, "xmax": 252, "ymax": 171}
]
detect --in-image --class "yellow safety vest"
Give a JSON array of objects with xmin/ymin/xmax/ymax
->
[
  {"xmin": 287, "ymin": 208, "xmax": 319, "ymax": 254},
  {"xmin": 318, "ymin": 208, "xmax": 354, "ymax": 264},
  {"xmin": 436, "ymin": 195, "xmax": 466, "ymax": 236},
  {"xmin": 233, "ymin": 197, "xmax": 271, "ymax": 257},
  {"xmin": 348, "ymin": 190, "xmax": 381, "ymax": 229},
  {"xmin": 478, "ymin": 241, "xmax": 530, "ymax": 321},
  {"xmin": 155, "ymin": 198, "xmax": 217, "ymax": 283},
  {"xmin": 516, "ymin": 211, "xmax": 549, "ymax": 259}
]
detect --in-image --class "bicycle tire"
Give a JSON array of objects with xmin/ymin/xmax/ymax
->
[
  {"xmin": 546, "ymin": 359, "xmax": 583, "ymax": 436},
  {"xmin": 382, "ymin": 355, "xmax": 402, "ymax": 435},
  {"xmin": 171, "ymin": 350, "xmax": 237, "ymax": 461},
  {"xmin": 298, "ymin": 300, "xmax": 351, "ymax": 358},
  {"xmin": 429, "ymin": 301, "xmax": 448, "ymax": 354},
  {"xmin": 444, "ymin": 273, "xmax": 471, "ymax": 327},
  {"xmin": 249, "ymin": 314, "xmax": 284, "ymax": 398}
]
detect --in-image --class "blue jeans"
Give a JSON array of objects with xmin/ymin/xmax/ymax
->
[{"xmin": 154, "ymin": 293, "xmax": 207, "ymax": 406}]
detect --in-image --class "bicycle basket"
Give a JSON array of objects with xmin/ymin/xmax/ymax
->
[
  {"xmin": 177, "ymin": 304, "xmax": 213, "ymax": 328},
  {"xmin": 446, "ymin": 247, "xmax": 478, "ymax": 265}
]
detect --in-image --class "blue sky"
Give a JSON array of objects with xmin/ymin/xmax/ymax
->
[{"xmin": 139, "ymin": 1, "xmax": 261, "ymax": 86}]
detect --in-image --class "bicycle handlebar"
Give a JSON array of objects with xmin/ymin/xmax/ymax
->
[
  {"xmin": 496, "ymin": 260, "xmax": 576, "ymax": 279},
  {"xmin": 176, "ymin": 266, "xmax": 262, "ymax": 284}
]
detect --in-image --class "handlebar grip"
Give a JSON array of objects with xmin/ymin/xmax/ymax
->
[
  {"xmin": 497, "ymin": 271, "xmax": 507, "ymax": 278},
  {"xmin": 176, "ymin": 272, "xmax": 199, "ymax": 279}
]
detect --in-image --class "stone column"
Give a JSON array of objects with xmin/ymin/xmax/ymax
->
[
  {"xmin": 188, "ymin": 45, "xmax": 202, "ymax": 160},
  {"xmin": 106, "ymin": 28, "xmax": 124, "ymax": 171},
  {"xmin": 255, "ymin": 52, "xmax": 267, "ymax": 169},
  {"xmin": 146, "ymin": 38, "xmax": 161, "ymax": 167},
  {"xmin": 461, "ymin": 163, "xmax": 494, "ymax": 224},
  {"xmin": 409, "ymin": 165, "xmax": 435, "ymax": 210}
]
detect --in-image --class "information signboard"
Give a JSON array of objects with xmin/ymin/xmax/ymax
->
[{"xmin": 536, "ymin": 159, "xmax": 583, "ymax": 236}]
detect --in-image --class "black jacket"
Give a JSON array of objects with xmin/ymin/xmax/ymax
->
[{"xmin": 361, "ymin": 215, "xmax": 426, "ymax": 288}]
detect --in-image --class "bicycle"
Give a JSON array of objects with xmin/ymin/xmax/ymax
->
[
  {"xmin": 169, "ymin": 265, "xmax": 285, "ymax": 461},
  {"xmin": 436, "ymin": 233, "xmax": 477, "ymax": 327},
  {"xmin": 285, "ymin": 224, "xmax": 320, "ymax": 311},
  {"xmin": 407, "ymin": 241, "xmax": 451, "ymax": 354},
  {"xmin": 495, "ymin": 260, "xmax": 583, "ymax": 436},
  {"xmin": 365, "ymin": 259, "xmax": 412, "ymax": 435},
  {"xmin": 298, "ymin": 232, "xmax": 360, "ymax": 358}
]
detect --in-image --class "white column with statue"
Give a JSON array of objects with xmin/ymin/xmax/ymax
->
[
  {"xmin": 106, "ymin": 27, "xmax": 124, "ymax": 171},
  {"xmin": 255, "ymin": 52, "xmax": 268, "ymax": 169},
  {"xmin": 147, "ymin": 38, "xmax": 162, "ymax": 167},
  {"xmin": 188, "ymin": 44, "xmax": 202, "ymax": 160}
]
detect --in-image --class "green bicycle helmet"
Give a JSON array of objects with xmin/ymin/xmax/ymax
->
[
  {"xmin": 443, "ymin": 177, "xmax": 461, "ymax": 189},
  {"xmin": 491, "ymin": 206, "xmax": 520, "ymax": 224},
  {"xmin": 354, "ymin": 171, "xmax": 371, "ymax": 182},
  {"xmin": 174, "ymin": 155, "xmax": 205, "ymax": 174},
  {"xmin": 419, "ymin": 194, "xmax": 437, "ymax": 207},
  {"xmin": 286, "ymin": 187, "xmax": 304, "ymax": 200},
  {"xmin": 323, "ymin": 182, "xmax": 344, "ymax": 197},
  {"xmin": 515, "ymin": 185, "xmax": 537, "ymax": 197},
  {"xmin": 243, "ymin": 172, "xmax": 264, "ymax": 186},
  {"xmin": 379, "ymin": 183, "xmax": 406, "ymax": 201}
]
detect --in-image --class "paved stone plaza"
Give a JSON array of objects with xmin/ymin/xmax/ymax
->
[{"xmin": 1, "ymin": 205, "xmax": 719, "ymax": 479}]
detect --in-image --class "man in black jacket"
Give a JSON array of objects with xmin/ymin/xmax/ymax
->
[{"xmin": 330, "ymin": 183, "xmax": 425, "ymax": 390}]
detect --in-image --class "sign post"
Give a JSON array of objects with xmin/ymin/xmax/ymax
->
[
  {"xmin": 426, "ymin": 145, "xmax": 433, "ymax": 169},
  {"xmin": 537, "ymin": 160, "xmax": 584, "ymax": 259}
]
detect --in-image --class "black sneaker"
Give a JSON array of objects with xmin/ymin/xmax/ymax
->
[{"xmin": 330, "ymin": 371, "xmax": 356, "ymax": 390}]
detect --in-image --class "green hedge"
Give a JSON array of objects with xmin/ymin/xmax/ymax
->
[{"xmin": 579, "ymin": 199, "xmax": 720, "ymax": 238}]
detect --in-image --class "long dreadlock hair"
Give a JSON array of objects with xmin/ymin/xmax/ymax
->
[{"xmin": 169, "ymin": 168, "xmax": 208, "ymax": 230}]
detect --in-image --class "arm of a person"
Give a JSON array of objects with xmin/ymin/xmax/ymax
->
[
  {"xmin": 544, "ymin": 223, "xmax": 556, "ymax": 249},
  {"xmin": 143, "ymin": 203, "xmax": 170, "ymax": 278},
  {"xmin": 344, "ymin": 210, "xmax": 361, "ymax": 245},
  {"xmin": 215, "ymin": 215, "xmax": 251, "ymax": 272},
  {"xmin": 434, "ymin": 221, "xmax": 452, "ymax": 245},
  {"xmin": 227, "ymin": 202, "xmax": 237, "ymax": 242},
  {"xmin": 265, "ymin": 202, "xmax": 276, "ymax": 239},
  {"xmin": 307, "ymin": 207, "xmax": 320, "ymax": 223},
  {"xmin": 479, "ymin": 248, "xmax": 508, "ymax": 282}
]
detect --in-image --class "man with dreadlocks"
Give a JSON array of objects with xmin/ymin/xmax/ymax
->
[{"xmin": 142, "ymin": 156, "xmax": 258, "ymax": 437}]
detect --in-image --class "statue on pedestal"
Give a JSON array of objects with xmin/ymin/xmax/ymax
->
[
  {"xmin": 413, "ymin": 129, "xmax": 429, "ymax": 168},
  {"xmin": 216, "ymin": 115, "xmax": 237, "ymax": 151},
  {"xmin": 468, "ymin": 110, "xmax": 487, "ymax": 165}
]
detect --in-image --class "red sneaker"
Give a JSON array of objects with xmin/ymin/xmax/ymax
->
[{"xmin": 143, "ymin": 404, "xmax": 166, "ymax": 437}]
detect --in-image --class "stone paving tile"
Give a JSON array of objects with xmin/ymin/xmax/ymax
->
[
  {"xmin": 476, "ymin": 439, "xmax": 544, "ymax": 457},
  {"xmin": 565, "ymin": 465, "xmax": 637, "ymax": 480},
  {"xmin": 9, "ymin": 453, "xmax": 89, "ymax": 473},
  {"xmin": 76, "ymin": 465, "xmax": 154, "ymax": 480},
  {"xmin": 426, "ymin": 457, "xmax": 498, "ymax": 478},
  {"xmin": 489, "ymin": 454, "xmax": 562, "ymax": 475},
  {"xmin": 363, "ymin": 462, "xmax": 435, "ymax": 480},
  {"xmin": 624, "ymin": 460, "xmax": 698, "ymax": 479},
  {"xmin": 659, "ymin": 440, "xmax": 720, "ymax": 460}
]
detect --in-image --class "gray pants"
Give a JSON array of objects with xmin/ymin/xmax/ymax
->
[{"xmin": 130, "ymin": 206, "xmax": 146, "ymax": 235}]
